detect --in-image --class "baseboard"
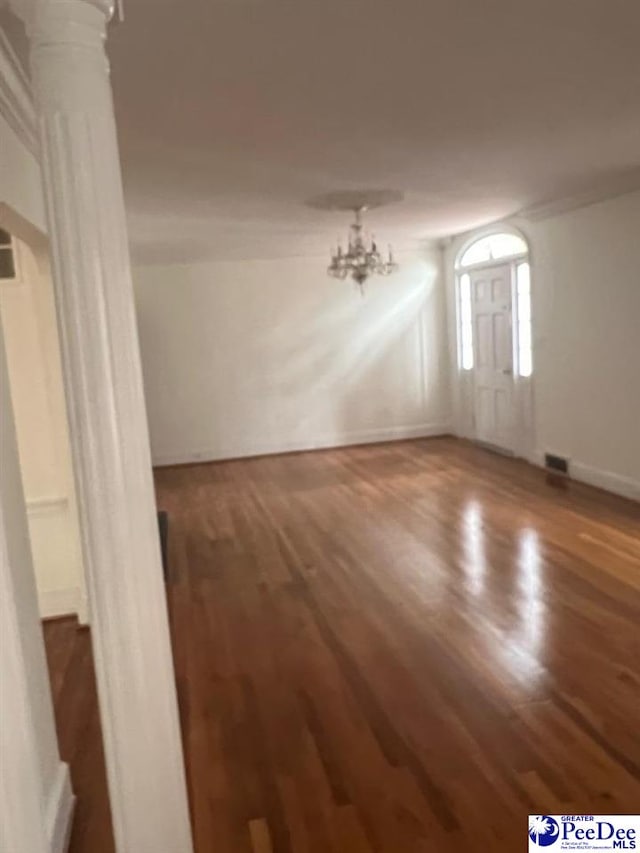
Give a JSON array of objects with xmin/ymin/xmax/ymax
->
[
  {"xmin": 46, "ymin": 762, "xmax": 75, "ymax": 853},
  {"xmin": 152, "ymin": 423, "xmax": 452, "ymax": 467},
  {"xmin": 38, "ymin": 587, "xmax": 80, "ymax": 620},
  {"xmin": 529, "ymin": 450, "xmax": 639, "ymax": 502},
  {"xmin": 570, "ymin": 461, "xmax": 640, "ymax": 502}
]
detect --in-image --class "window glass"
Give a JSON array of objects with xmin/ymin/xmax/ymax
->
[
  {"xmin": 487, "ymin": 233, "xmax": 527, "ymax": 260},
  {"xmin": 459, "ymin": 233, "xmax": 527, "ymax": 267},
  {"xmin": 459, "ymin": 273, "xmax": 474, "ymax": 370},
  {"xmin": 460, "ymin": 240, "xmax": 491, "ymax": 267},
  {"xmin": 517, "ymin": 262, "xmax": 532, "ymax": 377}
]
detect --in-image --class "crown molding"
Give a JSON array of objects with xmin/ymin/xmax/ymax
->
[
  {"xmin": 0, "ymin": 27, "xmax": 37, "ymax": 158},
  {"xmin": 519, "ymin": 174, "xmax": 640, "ymax": 222},
  {"xmin": 442, "ymin": 173, "xmax": 640, "ymax": 247}
]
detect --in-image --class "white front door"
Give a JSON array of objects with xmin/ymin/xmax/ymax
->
[{"xmin": 470, "ymin": 263, "xmax": 514, "ymax": 452}]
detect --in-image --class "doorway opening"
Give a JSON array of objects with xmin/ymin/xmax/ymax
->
[
  {"xmin": 0, "ymin": 212, "xmax": 87, "ymax": 621},
  {"xmin": 455, "ymin": 229, "xmax": 534, "ymax": 457}
]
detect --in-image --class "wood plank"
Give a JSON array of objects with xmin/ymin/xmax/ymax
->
[
  {"xmin": 248, "ymin": 818, "xmax": 274, "ymax": 853},
  {"xmin": 43, "ymin": 437, "xmax": 640, "ymax": 852}
]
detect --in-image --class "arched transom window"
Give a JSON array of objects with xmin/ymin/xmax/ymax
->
[
  {"xmin": 456, "ymin": 231, "xmax": 532, "ymax": 377},
  {"xmin": 458, "ymin": 232, "xmax": 528, "ymax": 268}
]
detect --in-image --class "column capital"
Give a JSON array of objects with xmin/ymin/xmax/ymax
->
[
  {"xmin": 9, "ymin": 0, "xmax": 115, "ymax": 30},
  {"xmin": 26, "ymin": 0, "xmax": 117, "ymax": 113}
]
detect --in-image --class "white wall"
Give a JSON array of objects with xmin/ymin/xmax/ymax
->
[
  {"xmin": 0, "ymin": 236, "xmax": 86, "ymax": 618},
  {"xmin": 445, "ymin": 191, "xmax": 640, "ymax": 500},
  {"xmin": 134, "ymin": 250, "xmax": 451, "ymax": 464}
]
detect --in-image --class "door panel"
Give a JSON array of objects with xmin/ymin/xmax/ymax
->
[
  {"xmin": 476, "ymin": 314, "xmax": 492, "ymax": 368},
  {"xmin": 494, "ymin": 313, "xmax": 511, "ymax": 369},
  {"xmin": 491, "ymin": 276, "xmax": 510, "ymax": 303},
  {"xmin": 471, "ymin": 264, "xmax": 514, "ymax": 451}
]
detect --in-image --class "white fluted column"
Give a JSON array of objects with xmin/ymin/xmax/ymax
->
[{"xmin": 20, "ymin": 2, "xmax": 194, "ymax": 851}]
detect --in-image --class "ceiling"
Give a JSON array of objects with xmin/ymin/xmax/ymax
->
[{"xmin": 4, "ymin": 0, "xmax": 640, "ymax": 263}]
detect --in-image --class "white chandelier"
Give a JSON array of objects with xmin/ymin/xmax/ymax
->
[{"xmin": 327, "ymin": 206, "xmax": 398, "ymax": 289}]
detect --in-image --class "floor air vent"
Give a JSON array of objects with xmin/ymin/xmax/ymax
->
[{"xmin": 544, "ymin": 453, "xmax": 569, "ymax": 475}]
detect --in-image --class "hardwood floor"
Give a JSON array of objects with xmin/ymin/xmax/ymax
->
[
  {"xmin": 44, "ymin": 437, "xmax": 640, "ymax": 852},
  {"xmin": 43, "ymin": 618, "xmax": 114, "ymax": 853}
]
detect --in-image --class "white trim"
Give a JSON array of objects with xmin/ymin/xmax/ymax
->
[
  {"xmin": 522, "ymin": 179, "xmax": 640, "ymax": 222},
  {"xmin": 46, "ymin": 763, "xmax": 75, "ymax": 853},
  {"xmin": 455, "ymin": 252, "xmax": 529, "ymax": 274},
  {"xmin": 0, "ymin": 508, "xmax": 50, "ymax": 853},
  {"xmin": 1, "ymin": 306, "xmax": 69, "ymax": 853},
  {"xmin": 440, "ymin": 184, "xmax": 640, "ymax": 244},
  {"xmin": 454, "ymin": 224, "xmax": 530, "ymax": 271},
  {"xmin": 38, "ymin": 586, "xmax": 81, "ymax": 619},
  {"xmin": 570, "ymin": 462, "xmax": 639, "ymax": 502},
  {"xmin": 152, "ymin": 423, "xmax": 453, "ymax": 467},
  {"xmin": 528, "ymin": 449, "xmax": 639, "ymax": 502},
  {"xmin": 132, "ymin": 239, "xmax": 440, "ymax": 269},
  {"xmin": 0, "ymin": 29, "xmax": 38, "ymax": 157},
  {"xmin": 451, "ymin": 228, "xmax": 536, "ymax": 461}
]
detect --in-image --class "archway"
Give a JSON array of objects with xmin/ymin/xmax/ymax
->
[{"xmin": 0, "ymin": 205, "xmax": 87, "ymax": 621}]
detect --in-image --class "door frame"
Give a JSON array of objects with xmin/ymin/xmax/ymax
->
[{"xmin": 453, "ymin": 227, "xmax": 536, "ymax": 461}]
